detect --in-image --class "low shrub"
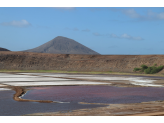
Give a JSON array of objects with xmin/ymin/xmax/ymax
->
[
  {"xmin": 133, "ymin": 67, "xmax": 141, "ymax": 72},
  {"xmin": 134, "ymin": 64, "xmax": 164, "ymax": 74},
  {"xmin": 144, "ymin": 67, "xmax": 152, "ymax": 74},
  {"xmin": 140, "ymin": 64, "xmax": 148, "ymax": 72}
]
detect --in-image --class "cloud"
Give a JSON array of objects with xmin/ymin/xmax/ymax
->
[
  {"xmin": 147, "ymin": 10, "xmax": 164, "ymax": 20},
  {"xmin": 158, "ymin": 12, "xmax": 164, "ymax": 19},
  {"xmin": 82, "ymin": 29, "xmax": 90, "ymax": 32},
  {"xmin": 109, "ymin": 8, "xmax": 142, "ymax": 19},
  {"xmin": 110, "ymin": 33, "xmax": 144, "ymax": 40},
  {"xmin": 121, "ymin": 33, "xmax": 131, "ymax": 39},
  {"xmin": 110, "ymin": 8, "xmax": 164, "ymax": 21},
  {"xmin": 73, "ymin": 28, "xmax": 79, "ymax": 31},
  {"xmin": 93, "ymin": 32, "xmax": 102, "ymax": 36},
  {"xmin": 122, "ymin": 9, "xmax": 141, "ymax": 19},
  {"xmin": 110, "ymin": 33, "xmax": 118, "ymax": 38},
  {"xmin": 54, "ymin": 7, "xmax": 76, "ymax": 11},
  {"xmin": 1, "ymin": 20, "xmax": 31, "ymax": 27},
  {"xmin": 112, "ymin": 8, "xmax": 142, "ymax": 19},
  {"xmin": 120, "ymin": 33, "xmax": 144, "ymax": 40},
  {"xmin": 93, "ymin": 32, "xmax": 143, "ymax": 40}
]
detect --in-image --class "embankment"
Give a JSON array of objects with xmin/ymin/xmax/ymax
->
[{"xmin": 0, "ymin": 51, "xmax": 164, "ymax": 73}]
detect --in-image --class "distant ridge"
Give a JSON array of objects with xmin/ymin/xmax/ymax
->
[
  {"xmin": 24, "ymin": 36, "xmax": 100, "ymax": 55},
  {"xmin": 0, "ymin": 47, "xmax": 10, "ymax": 51}
]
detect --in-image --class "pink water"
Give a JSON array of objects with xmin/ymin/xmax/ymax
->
[{"xmin": 23, "ymin": 86, "xmax": 164, "ymax": 104}]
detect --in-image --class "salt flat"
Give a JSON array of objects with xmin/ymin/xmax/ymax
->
[
  {"xmin": 4, "ymin": 81, "xmax": 109, "ymax": 86},
  {"xmin": 0, "ymin": 73, "xmax": 15, "ymax": 76},
  {"xmin": 18, "ymin": 73, "xmax": 96, "ymax": 77},
  {"xmin": 0, "ymin": 75, "xmax": 40, "ymax": 78},
  {"xmin": 0, "ymin": 77, "xmax": 73, "ymax": 82},
  {"xmin": 18, "ymin": 73, "xmax": 68, "ymax": 76},
  {"xmin": 0, "ymin": 84, "xmax": 7, "ymax": 87},
  {"xmin": 42, "ymin": 74, "xmax": 95, "ymax": 77},
  {"xmin": 0, "ymin": 88, "xmax": 11, "ymax": 91},
  {"xmin": 0, "ymin": 73, "xmax": 162, "ymax": 87},
  {"xmin": 62, "ymin": 76, "xmax": 160, "ymax": 87}
]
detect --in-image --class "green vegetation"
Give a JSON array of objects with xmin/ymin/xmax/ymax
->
[
  {"xmin": 133, "ymin": 64, "xmax": 164, "ymax": 74},
  {"xmin": 133, "ymin": 68, "xmax": 141, "ymax": 72}
]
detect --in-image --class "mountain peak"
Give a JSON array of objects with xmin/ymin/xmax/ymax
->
[{"xmin": 24, "ymin": 36, "xmax": 100, "ymax": 55}]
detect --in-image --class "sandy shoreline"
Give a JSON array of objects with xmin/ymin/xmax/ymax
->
[
  {"xmin": 13, "ymin": 86, "xmax": 54, "ymax": 103},
  {"xmin": 25, "ymin": 100, "xmax": 164, "ymax": 116}
]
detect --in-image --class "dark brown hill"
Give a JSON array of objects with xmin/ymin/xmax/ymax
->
[
  {"xmin": 0, "ymin": 47, "xmax": 10, "ymax": 51},
  {"xmin": 0, "ymin": 51, "xmax": 164, "ymax": 74},
  {"xmin": 24, "ymin": 36, "xmax": 99, "ymax": 55}
]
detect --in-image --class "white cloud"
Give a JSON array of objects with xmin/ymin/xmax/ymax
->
[
  {"xmin": 157, "ymin": 12, "xmax": 164, "ymax": 19},
  {"xmin": 110, "ymin": 8, "xmax": 142, "ymax": 19},
  {"xmin": 147, "ymin": 10, "xmax": 164, "ymax": 20},
  {"xmin": 1, "ymin": 20, "xmax": 31, "ymax": 27},
  {"xmin": 121, "ymin": 33, "xmax": 144, "ymax": 40},
  {"xmin": 122, "ymin": 9, "xmax": 141, "ymax": 18},
  {"xmin": 93, "ymin": 32, "xmax": 102, "ymax": 36},
  {"xmin": 110, "ymin": 33, "xmax": 144, "ymax": 40},
  {"xmin": 110, "ymin": 33, "xmax": 118, "ymax": 38},
  {"xmin": 110, "ymin": 8, "xmax": 164, "ymax": 21},
  {"xmin": 121, "ymin": 33, "xmax": 131, "ymax": 39}
]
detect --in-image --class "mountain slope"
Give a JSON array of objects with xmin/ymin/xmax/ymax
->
[
  {"xmin": 0, "ymin": 47, "xmax": 10, "ymax": 51},
  {"xmin": 24, "ymin": 36, "xmax": 100, "ymax": 55}
]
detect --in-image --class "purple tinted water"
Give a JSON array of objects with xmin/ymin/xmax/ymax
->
[
  {"xmin": 0, "ymin": 90, "xmax": 105, "ymax": 116},
  {"xmin": 23, "ymin": 86, "xmax": 164, "ymax": 104}
]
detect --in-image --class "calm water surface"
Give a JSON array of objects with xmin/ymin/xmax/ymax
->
[
  {"xmin": 0, "ymin": 90, "xmax": 105, "ymax": 116},
  {"xmin": 23, "ymin": 85, "xmax": 164, "ymax": 104},
  {"xmin": 2, "ymin": 85, "xmax": 164, "ymax": 116}
]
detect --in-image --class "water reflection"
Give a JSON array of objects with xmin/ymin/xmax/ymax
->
[
  {"xmin": 0, "ymin": 90, "xmax": 105, "ymax": 116},
  {"xmin": 23, "ymin": 85, "xmax": 164, "ymax": 104}
]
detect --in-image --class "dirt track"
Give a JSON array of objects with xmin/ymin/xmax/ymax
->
[{"xmin": 0, "ymin": 51, "xmax": 164, "ymax": 73}]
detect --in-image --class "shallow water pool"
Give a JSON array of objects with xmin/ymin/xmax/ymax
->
[{"xmin": 23, "ymin": 85, "xmax": 164, "ymax": 104}]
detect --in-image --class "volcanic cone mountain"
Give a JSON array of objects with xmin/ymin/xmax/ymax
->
[
  {"xmin": 24, "ymin": 36, "xmax": 99, "ymax": 55},
  {"xmin": 0, "ymin": 47, "xmax": 10, "ymax": 51}
]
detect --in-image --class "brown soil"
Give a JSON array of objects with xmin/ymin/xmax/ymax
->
[
  {"xmin": 0, "ymin": 51, "xmax": 164, "ymax": 74},
  {"xmin": 25, "ymin": 101, "xmax": 164, "ymax": 116},
  {"xmin": 13, "ymin": 86, "xmax": 53, "ymax": 103}
]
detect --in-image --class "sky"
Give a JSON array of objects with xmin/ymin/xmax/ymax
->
[{"xmin": 0, "ymin": 7, "xmax": 164, "ymax": 55}]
